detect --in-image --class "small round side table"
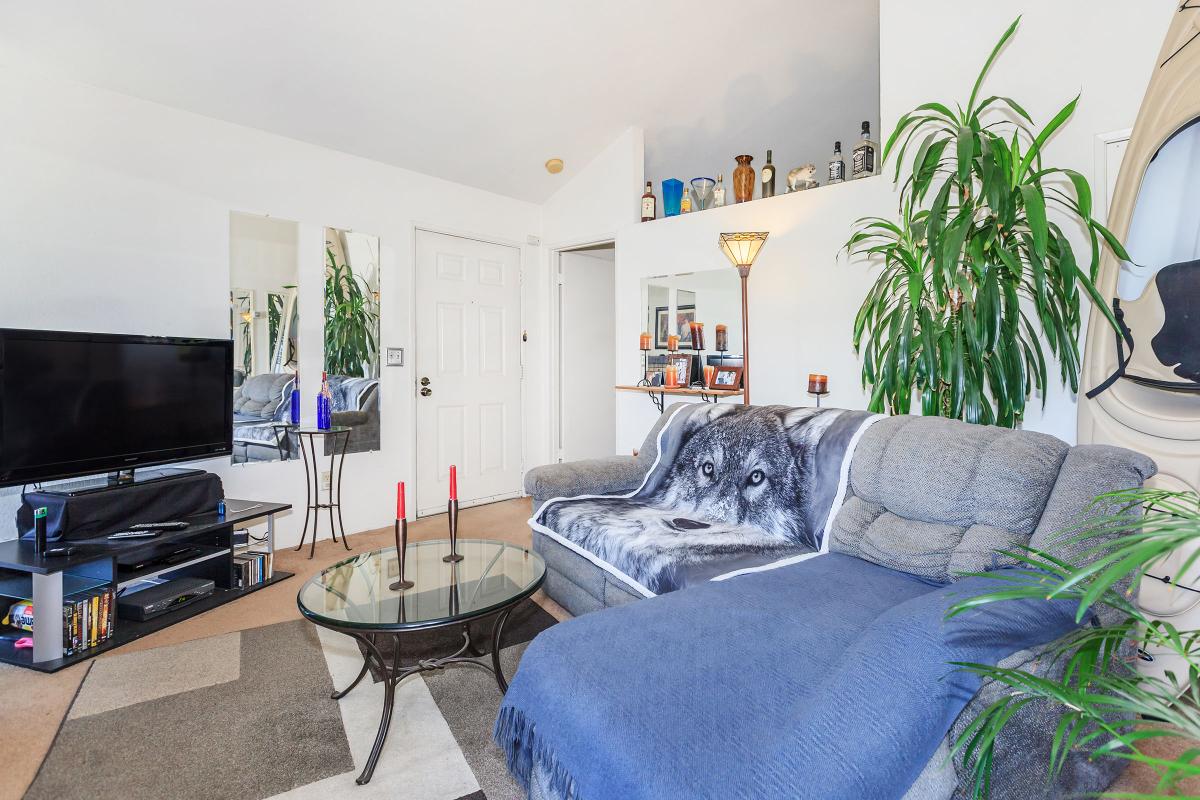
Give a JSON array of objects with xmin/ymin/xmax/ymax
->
[{"xmin": 292, "ymin": 426, "xmax": 353, "ymax": 559}]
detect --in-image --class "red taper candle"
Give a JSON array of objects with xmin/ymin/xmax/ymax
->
[
  {"xmin": 396, "ymin": 481, "xmax": 406, "ymax": 520},
  {"xmin": 449, "ymin": 465, "xmax": 458, "ymax": 500}
]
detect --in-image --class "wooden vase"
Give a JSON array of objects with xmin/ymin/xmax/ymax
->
[{"xmin": 733, "ymin": 155, "xmax": 754, "ymax": 203}]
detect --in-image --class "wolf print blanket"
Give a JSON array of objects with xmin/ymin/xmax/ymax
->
[{"xmin": 531, "ymin": 404, "xmax": 880, "ymax": 595}]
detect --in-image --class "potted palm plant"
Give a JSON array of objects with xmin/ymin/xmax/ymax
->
[
  {"xmin": 949, "ymin": 488, "xmax": 1200, "ymax": 797},
  {"xmin": 844, "ymin": 17, "xmax": 1131, "ymax": 427}
]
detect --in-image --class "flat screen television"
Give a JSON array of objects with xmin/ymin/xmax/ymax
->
[{"xmin": 0, "ymin": 329, "xmax": 233, "ymax": 488}]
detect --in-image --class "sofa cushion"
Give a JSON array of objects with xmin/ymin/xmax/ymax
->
[
  {"xmin": 830, "ymin": 416, "xmax": 1070, "ymax": 582},
  {"xmin": 232, "ymin": 372, "xmax": 294, "ymax": 421}
]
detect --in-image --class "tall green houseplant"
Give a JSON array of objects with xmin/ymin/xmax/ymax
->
[
  {"xmin": 845, "ymin": 18, "xmax": 1131, "ymax": 427},
  {"xmin": 324, "ymin": 245, "xmax": 379, "ymax": 378}
]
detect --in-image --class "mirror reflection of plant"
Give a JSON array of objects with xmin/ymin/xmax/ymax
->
[
  {"xmin": 324, "ymin": 246, "xmax": 378, "ymax": 378},
  {"xmin": 843, "ymin": 17, "xmax": 1131, "ymax": 427},
  {"xmin": 947, "ymin": 488, "xmax": 1200, "ymax": 798},
  {"xmin": 267, "ymin": 292, "xmax": 283, "ymax": 362}
]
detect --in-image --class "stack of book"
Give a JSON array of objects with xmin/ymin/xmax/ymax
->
[
  {"xmin": 64, "ymin": 586, "xmax": 116, "ymax": 656},
  {"xmin": 234, "ymin": 550, "xmax": 272, "ymax": 589}
]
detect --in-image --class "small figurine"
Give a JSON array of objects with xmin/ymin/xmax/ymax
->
[{"xmin": 787, "ymin": 164, "xmax": 819, "ymax": 193}]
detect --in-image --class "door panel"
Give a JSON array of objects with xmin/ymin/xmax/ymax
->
[{"xmin": 416, "ymin": 230, "xmax": 523, "ymax": 514}]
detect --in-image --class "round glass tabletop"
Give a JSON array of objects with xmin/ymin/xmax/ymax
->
[{"xmin": 296, "ymin": 539, "xmax": 545, "ymax": 631}]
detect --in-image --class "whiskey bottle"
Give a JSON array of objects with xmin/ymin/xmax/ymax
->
[
  {"xmin": 641, "ymin": 181, "xmax": 656, "ymax": 222},
  {"xmin": 712, "ymin": 174, "xmax": 727, "ymax": 208},
  {"xmin": 852, "ymin": 121, "xmax": 878, "ymax": 179},
  {"xmin": 761, "ymin": 150, "xmax": 776, "ymax": 198},
  {"xmin": 680, "ymin": 186, "xmax": 693, "ymax": 213},
  {"xmin": 828, "ymin": 141, "xmax": 846, "ymax": 184}
]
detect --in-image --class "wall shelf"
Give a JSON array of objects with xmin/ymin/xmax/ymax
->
[{"xmin": 615, "ymin": 384, "xmax": 743, "ymax": 413}]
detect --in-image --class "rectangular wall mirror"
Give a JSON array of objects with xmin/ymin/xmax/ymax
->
[
  {"xmin": 323, "ymin": 227, "xmax": 381, "ymax": 454},
  {"xmin": 229, "ymin": 212, "xmax": 301, "ymax": 464},
  {"xmin": 641, "ymin": 270, "xmax": 743, "ymax": 384}
]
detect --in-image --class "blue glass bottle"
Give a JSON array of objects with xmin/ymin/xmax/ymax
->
[
  {"xmin": 316, "ymin": 371, "xmax": 332, "ymax": 430},
  {"xmin": 289, "ymin": 373, "xmax": 301, "ymax": 424}
]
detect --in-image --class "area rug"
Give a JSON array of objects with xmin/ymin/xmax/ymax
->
[{"xmin": 25, "ymin": 600, "xmax": 556, "ymax": 800}]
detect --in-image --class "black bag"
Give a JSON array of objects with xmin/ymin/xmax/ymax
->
[{"xmin": 16, "ymin": 472, "xmax": 223, "ymax": 542}]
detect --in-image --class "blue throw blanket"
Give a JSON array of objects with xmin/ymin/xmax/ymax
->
[
  {"xmin": 532, "ymin": 405, "xmax": 880, "ymax": 595},
  {"xmin": 495, "ymin": 554, "xmax": 1085, "ymax": 800}
]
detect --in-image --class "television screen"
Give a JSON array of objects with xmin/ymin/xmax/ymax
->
[{"xmin": 0, "ymin": 329, "xmax": 232, "ymax": 486}]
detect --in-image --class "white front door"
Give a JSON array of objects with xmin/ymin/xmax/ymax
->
[
  {"xmin": 558, "ymin": 249, "xmax": 616, "ymax": 461},
  {"xmin": 415, "ymin": 230, "xmax": 524, "ymax": 516}
]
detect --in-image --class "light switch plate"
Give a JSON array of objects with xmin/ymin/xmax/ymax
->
[{"xmin": 385, "ymin": 347, "xmax": 404, "ymax": 367}]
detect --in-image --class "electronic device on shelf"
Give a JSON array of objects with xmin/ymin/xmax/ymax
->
[
  {"xmin": 117, "ymin": 577, "xmax": 215, "ymax": 621},
  {"xmin": 128, "ymin": 521, "xmax": 189, "ymax": 531},
  {"xmin": 107, "ymin": 530, "xmax": 162, "ymax": 540},
  {"xmin": 117, "ymin": 546, "xmax": 204, "ymax": 573},
  {"xmin": 0, "ymin": 328, "xmax": 233, "ymax": 491}
]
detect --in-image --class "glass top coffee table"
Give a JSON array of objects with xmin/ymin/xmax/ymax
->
[{"xmin": 297, "ymin": 538, "xmax": 545, "ymax": 784}]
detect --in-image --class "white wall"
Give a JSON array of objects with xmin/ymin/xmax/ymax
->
[
  {"xmin": 537, "ymin": 127, "xmax": 644, "ymax": 463},
  {"xmin": 0, "ymin": 67, "xmax": 540, "ymax": 544},
  {"xmin": 615, "ymin": 179, "xmax": 894, "ymax": 453},
  {"xmin": 610, "ymin": 0, "xmax": 1176, "ymax": 452}
]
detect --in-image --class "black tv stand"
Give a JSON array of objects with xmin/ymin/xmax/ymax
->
[
  {"xmin": 0, "ymin": 498, "xmax": 291, "ymax": 672},
  {"xmin": 41, "ymin": 466, "xmax": 204, "ymax": 497}
]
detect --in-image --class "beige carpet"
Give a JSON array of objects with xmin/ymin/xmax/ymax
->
[
  {"xmin": 2, "ymin": 496, "xmax": 1197, "ymax": 798},
  {"xmin": 0, "ymin": 497, "xmax": 559, "ymax": 800}
]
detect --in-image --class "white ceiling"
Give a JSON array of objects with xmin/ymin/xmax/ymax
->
[{"xmin": 0, "ymin": 1, "xmax": 879, "ymax": 204}]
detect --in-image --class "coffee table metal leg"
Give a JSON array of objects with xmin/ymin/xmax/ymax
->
[
  {"xmin": 332, "ymin": 658, "xmax": 369, "ymax": 700},
  {"xmin": 355, "ymin": 634, "xmax": 395, "ymax": 786},
  {"xmin": 491, "ymin": 606, "xmax": 514, "ymax": 693}
]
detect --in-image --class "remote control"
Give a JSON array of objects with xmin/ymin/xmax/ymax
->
[
  {"xmin": 108, "ymin": 530, "xmax": 162, "ymax": 540},
  {"xmin": 129, "ymin": 521, "xmax": 189, "ymax": 531}
]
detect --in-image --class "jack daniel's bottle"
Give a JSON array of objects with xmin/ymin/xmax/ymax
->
[
  {"xmin": 852, "ymin": 121, "xmax": 878, "ymax": 179},
  {"xmin": 828, "ymin": 141, "xmax": 846, "ymax": 184}
]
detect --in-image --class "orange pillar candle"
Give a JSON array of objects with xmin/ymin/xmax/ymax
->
[
  {"xmin": 703, "ymin": 365, "xmax": 716, "ymax": 387},
  {"xmin": 689, "ymin": 321, "xmax": 705, "ymax": 351},
  {"xmin": 665, "ymin": 364, "xmax": 678, "ymax": 388},
  {"xmin": 808, "ymin": 373, "xmax": 829, "ymax": 393},
  {"xmin": 715, "ymin": 324, "xmax": 728, "ymax": 352},
  {"xmin": 639, "ymin": 332, "xmax": 651, "ymax": 351},
  {"xmin": 667, "ymin": 334, "xmax": 679, "ymax": 352}
]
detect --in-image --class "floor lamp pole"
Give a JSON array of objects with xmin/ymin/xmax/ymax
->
[{"xmin": 738, "ymin": 266, "xmax": 751, "ymax": 406}]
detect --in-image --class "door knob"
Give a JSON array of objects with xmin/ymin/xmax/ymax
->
[
  {"xmin": 420, "ymin": 377, "xmax": 431, "ymax": 386},
  {"xmin": 420, "ymin": 387, "xmax": 432, "ymax": 397}
]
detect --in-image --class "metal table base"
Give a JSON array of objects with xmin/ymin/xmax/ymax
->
[
  {"xmin": 321, "ymin": 606, "xmax": 514, "ymax": 785},
  {"xmin": 295, "ymin": 427, "xmax": 352, "ymax": 559}
]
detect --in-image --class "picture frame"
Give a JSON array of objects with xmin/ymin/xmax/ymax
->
[
  {"xmin": 654, "ymin": 304, "xmax": 697, "ymax": 349},
  {"xmin": 711, "ymin": 365, "xmax": 743, "ymax": 390},
  {"xmin": 665, "ymin": 353, "xmax": 693, "ymax": 387}
]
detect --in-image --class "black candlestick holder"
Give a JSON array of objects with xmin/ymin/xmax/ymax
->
[
  {"xmin": 808, "ymin": 389, "xmax": 830, "ymax": 407},
  {"xmin": 443, "ymin": 499, "xmax": 464, "ymax": 562},
  {"xmin": 636, "ymin": 347, "xmax": 651, "ymax": 387},
  {"xmin": 389, "ymin": 518, "xmax": 413, "ymax": 590},
  {"xmin": 691, "ymin": 350, "xmax": 707, "ymax": 387}
]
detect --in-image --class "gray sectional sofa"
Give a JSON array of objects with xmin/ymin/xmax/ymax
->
[{"xmin": 520, "ymin": 403, "xmax": 1155, "ymax": 798}]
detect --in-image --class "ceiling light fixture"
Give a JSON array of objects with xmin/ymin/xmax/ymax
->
[{"xmin": 545, "ymin": 158, "xmax": 564, "ymax": 174}]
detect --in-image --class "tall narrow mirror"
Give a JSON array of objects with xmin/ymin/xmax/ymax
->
[
  {"xmin": 323, "ymin": 227, "xmax": 381, "ymax": 454},
  {"xmin": 229, "ymin": 212, "xmax": 301, "ymax": 464}
]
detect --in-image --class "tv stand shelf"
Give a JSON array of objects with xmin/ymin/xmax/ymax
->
[{"xmin": 0, "ymin": 498, "xmax": 291, "ymax": 672}]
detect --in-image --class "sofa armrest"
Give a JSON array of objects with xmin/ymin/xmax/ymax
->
[{"xmin": 524, "ymin": 456, "xmax": 648, "ymax": 509}]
